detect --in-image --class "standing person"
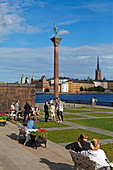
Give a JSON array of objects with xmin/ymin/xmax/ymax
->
[
  {"xmin": 23, "ymin": 101, "xmax": 32, "ymax": 122},
  {"xmin": 81, "ymin": 138, "xmax": 113, "ymax": 169},
  {"xmin": 10, "ymin": 102, "xmax": 16, "ymax": 121},
  {"xmin": 15, "ymin": 100, "xmax": 20, "ymax": 120},
  {"xmin": 56, "ymin": 100, "xmax": 63, "ymax": 122},
  {"xmin": 94, "ymin": 97, "xmax": 98, "ymax": 105},
  {"xmin": 59, "ymin": 100, "xmax": 64, "ymax": 122},
  {"xmin": 91, "ymin": 97, "xmax": 95, "ymax": 106},
  {"xmin": 44, "ymin": 101, "xmax": 49, "ymax": 122},
  {"xmin": 50, "ymin": 103, "xmax": 56, "ymax": 122},
  {"xmin": 50, "ymin": 98, "xmax": 53, "ymax": 105},
  {"xmin": 65, "ymin": 133, "xmax": 90, "ymax": 152}
]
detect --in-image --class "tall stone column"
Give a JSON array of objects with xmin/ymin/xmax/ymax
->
[{"xmin": 50, "ymin": 36, "xmax": 62, "ymax": 99}]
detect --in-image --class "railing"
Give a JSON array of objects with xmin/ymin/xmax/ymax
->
[{"xmin": 61, "ymin": 99, "xmax": 113, "ymax": 107}]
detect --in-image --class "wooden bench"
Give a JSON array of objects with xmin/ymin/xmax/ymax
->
[
  {"xmin": 17, "ymin": 123, "xmax": 47, "ymax": 148},
  {"xmin": 69, "ymin": 150, "xmax": 111, "ymax": 170}
]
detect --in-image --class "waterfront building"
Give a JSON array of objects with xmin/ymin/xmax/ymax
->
[
  {"xmin": 68, "ymin": 80, "xmax": 94, "ymax": 92},
  {"xmin": 93, "ymin": 80, "xmax": 108, "ymax": 89},
  {"xmin": 48, "ymin": 77, "xmax": 70, "ymax": 85},
  {"xmin": 107, "ymin": 81, "xmax": 113, "ymax": 91},
  {"xmin": 32, "ymin": 76, "xmax": 50, "ymax": 92},
  {"xmin": 95, "ymin": 56, "xmax": 102, "ymax": 81},
  {"xmin": 61, "ymin": 82, "xmax": 69, "ymax": 92}
]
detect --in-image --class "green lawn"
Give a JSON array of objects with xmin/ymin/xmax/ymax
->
[
  {"xmin": 64, "ymin": 109, "xmax": 91, "ymax": 113},
  {"xmin": 48, "ymin": 129, "xmax": 112, "ymax": 143},
  {"xmin": 66, "ymin": 118, "xmax": 113, "ymax": 132},
  {"xmin": 82, "ymin": 112, "xmax": 113, "ymax": 117},
  {"xmin": 63, "ymin": 114, "xmax": 84, "ymax": 118},
  {"xmin": 101, "ymin": 143, "xmax": 113, "ymax": 162},
  {"xmin": 35, "ymin": 120, "xmax": 69, "ymax": 128}
]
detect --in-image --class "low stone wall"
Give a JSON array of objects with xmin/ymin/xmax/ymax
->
[{"xmin": 0, "ymin": 83, "xmax": 35, "ymax": 113}]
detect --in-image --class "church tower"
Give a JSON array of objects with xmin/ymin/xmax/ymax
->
[{"xmin": 95, "ymin": 56, "xmax": 102, "ymax": 81}]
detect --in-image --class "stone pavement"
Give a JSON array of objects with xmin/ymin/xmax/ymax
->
[{"xmin": 0, "ymin": 122, "xmax": 74, "ymax": 170}]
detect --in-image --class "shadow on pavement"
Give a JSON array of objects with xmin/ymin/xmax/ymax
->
[{"xmin": 40, "ymin": 158, "xmax": 74, "ymax": 170}]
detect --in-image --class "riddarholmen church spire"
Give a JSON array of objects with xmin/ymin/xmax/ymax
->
[
  {"xmin": 95, "ymin": 56, "xmax": 102, "ymax": 80},
  {"xmin": 97, "ymin": 56, "xmax": 100, "ymax": 71}
]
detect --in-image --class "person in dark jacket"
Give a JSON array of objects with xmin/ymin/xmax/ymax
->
[
  {"xmin": 65, "ymin": 133, "xmax": 90, "ymax": 152},
  {"xmin": 44, "ymin": 101, "xmax": 49, "ymax": 122},
  {"xmin": 23, "ymin": 101, "xmax": 32, "ymax": 122}
]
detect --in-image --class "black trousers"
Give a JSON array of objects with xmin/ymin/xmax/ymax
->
[
  {"xmin": 23, "ymin": 113, "xmax": 29, "ymax": 122},
  {"xmin": 45, "ymin": 112, "xmax": 49, "ymax": 122}
]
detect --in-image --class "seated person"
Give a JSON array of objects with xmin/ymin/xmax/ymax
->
[
  {"xmin": 81, "ymin": 138, "xmax": 113, "ymax": 169},
  {"xmin": 26, "ymin": 117, "xmax": 37, "ymax": 129},
  {"xmin": 65, "ymin": 133, "xmax": 90, "ymax": 152}
]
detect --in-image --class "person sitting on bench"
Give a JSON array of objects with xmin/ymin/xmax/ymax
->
[
  {"xmin": 81, "ymin": 138, "xmax": 113, "ymax": 169},
  {"xmin": 65, "ymin": 133, "xmax": 90, "ymax": 152},
  {"xmin": 26, "ymin": 117, "xmax": 38, "ymax": 129}
]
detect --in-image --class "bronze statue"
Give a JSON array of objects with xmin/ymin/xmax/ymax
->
[{"xmin": 53, "ymin": 23, "xmax": 59, "ymax": 37}]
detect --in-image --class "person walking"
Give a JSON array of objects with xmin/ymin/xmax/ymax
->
[
  {"xmin": 44, "ymin": 101, "xmax": 49, "ymax": 122},
  {"xmin": 23, "ymin": 101, "xmax": 32, "ymax": 122}
]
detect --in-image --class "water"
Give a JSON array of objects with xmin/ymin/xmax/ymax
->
[{"xmin": 35, "ymin": 93, "xmax": 113, "ymax": 103}]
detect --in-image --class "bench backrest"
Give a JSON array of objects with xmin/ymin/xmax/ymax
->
[{"xmin": 69, "ymin": 150, "xmax": 97, "ymax": 170}]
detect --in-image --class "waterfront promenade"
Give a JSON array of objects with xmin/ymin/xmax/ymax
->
[{"xmin": 0, "ymin": 104, "xmax": 113, "ymax": 169}]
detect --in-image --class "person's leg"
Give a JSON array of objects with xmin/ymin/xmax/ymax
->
[
  {"xmin": 45, "ymin": 112, "xmax": 47, "ymax": 122},
  {"xmin": 61, "ymin": 112, "xmax": 63, "ymax": 121},
  {"xmin": 23, "ymin": 113, "xmax": 26, "ymax": 122}
]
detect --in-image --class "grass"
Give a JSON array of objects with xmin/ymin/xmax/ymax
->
[
  {"xmin": 63, "ymin": 114, "xmax": 84, "ymax": 118},
  {"xmin": 66, "ymin": 118, "xmax": 113, "ymax": 132},
  {"xmin": 83, "ymin": 112, "xmax": 113, "ymax": 117},
  {"xmin": 35, "ymin": 120, "xmax": 69, "ymax": 128},
  {"xmin": 47, "ymin": 129, "xmax": 112, "ymax": 143},
  {"xmin": 101, "ymin": 143, "xmax": 113, "ymax": 162},
  {"xmin": 64, "ymin": 109, "xmax": 91, "ymax": 113}
]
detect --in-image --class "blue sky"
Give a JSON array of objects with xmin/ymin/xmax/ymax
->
[{"xmin": 0, "ymin": 0, "xmax": 113, "ymax": 83}]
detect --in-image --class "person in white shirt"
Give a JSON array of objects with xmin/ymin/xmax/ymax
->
[
  {"xmin": 50, "ymin": 103, "xmax": 56, "ymax": 122},
  {"xmin": 81, "ymin": 138, "xmax": 113, "ymax": 169},
  {"xmin": 10, "ymin": 102, "xmax": 16, "ymax": 121},
  {"xmin": 15, "ymin": 100, "xmax": 20, "ymax": 120}
]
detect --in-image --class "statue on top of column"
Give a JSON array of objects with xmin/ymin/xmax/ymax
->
[{"xmin": 53, "ymin": 23, "xmax": 59, "ymax": 37}]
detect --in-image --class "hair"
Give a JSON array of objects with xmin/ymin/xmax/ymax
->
[
  {"xmin": 28, "ymin": 116, "xmax": 32, "ymax": 120},
  {"xmin": 32, "ymin": 117, "xmax": 37, "ymax": 122},
  {"xmin": 91, "ymin": 138, "xmax": 100, "ymax": 150},
  {"xmin": 78, "ymin": 133, "xmax": 88, "ymax": 141}
]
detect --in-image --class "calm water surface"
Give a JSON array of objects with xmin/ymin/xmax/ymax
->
[{"xmin": 35, "ymin": 94, "xmax": 113, "ymax": 103}]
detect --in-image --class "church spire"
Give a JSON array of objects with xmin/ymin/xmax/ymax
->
[
  {"xmin": 95, "ymin": 56, "xmax": 102, "ymax": 81},
  {"xmin": 97, "ymin": 56, "xmax": 100, "ymax": 71}
]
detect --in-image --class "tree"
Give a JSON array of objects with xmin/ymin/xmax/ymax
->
[
  {"xmin": 44, "ymin": 88, "xmax": 50, "ymax": 92},
  {"xmin": 80, "ymin": 86, "xmax": 84, "ymax": 91}
]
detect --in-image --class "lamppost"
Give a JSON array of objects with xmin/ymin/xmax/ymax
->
[{"xmin": 50, "ymin": 24, "xmax": 62, "ymax": 99}]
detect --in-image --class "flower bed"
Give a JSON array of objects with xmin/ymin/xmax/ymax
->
[
  {"xmin": 30, "ymin": 128, "xmax": 48, "ymax": 148},
  {"xmin": 30, "ymin": 128, "xmax": 48, "ymax": 140}
]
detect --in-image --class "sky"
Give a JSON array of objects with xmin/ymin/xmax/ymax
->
[{"xmin": 0, "ymin": 0, "xmax": 113, "ymax": 83}]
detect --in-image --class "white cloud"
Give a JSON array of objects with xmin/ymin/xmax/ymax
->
[
  {"xmin": 0, "ymin": 0, "xmax": 42, "ymax": 38},
  {"xmin": 0, "ymin": 43, "xmax": 113, "ymax": 82},
  {"xmin": 59, "ymin": 30, "xmax": 70, "ymax": 35}
]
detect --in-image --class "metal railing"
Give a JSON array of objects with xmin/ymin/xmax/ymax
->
[{"xmin": 61, "ymin": 99, "xmax": 113, "ymax": 107}]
